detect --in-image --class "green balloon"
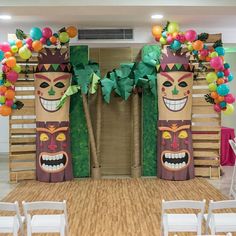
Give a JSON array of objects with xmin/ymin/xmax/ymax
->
[
  {"xmin": 206, "ymin": 72, "xmax": 217, "ymax": 83},
  {"xmin": 223, "ymin": 104, "xmax": 234, "ymax": 115},
  {"xmin": 187, "ymin": 44, "xmax": 193, "ymax": 51},
  {"xmin": 210, "ymin": 52, "xmax": 218, "ymax": 58},
  {"xmin": 167, "ymin": 22, "xmax": 180, "ymax": 33},
  {"xmin": 11, "ymin": 45, "xmax": 18, "ymax": 53},
  {"xmin": 4, "ymin": 81, "xmax": 12, "ymax": 87},
  {"xmin": 208, "ymin": 83, "xmax": 217, "ymax": 92},
  {"xmin": 160, "ymin": 37, "xmax": 167, "ymax": 45},
  {"xmin": 59, "ymin": 32, "xmax": 69, "ymax": 43},
  {"xmin": 13, "ymin": 64, "xmax": 21, "ymax": 73},
  {"xmin": 0, "ymin": 96, "xmax": 6, "ymax": 104},
  {"xmin": 19, "ymin": 46, "xmax": 32, "ymax": 60}
]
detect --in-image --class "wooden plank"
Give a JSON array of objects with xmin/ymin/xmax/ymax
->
[
  {"xmin": 11, "ymin": 108, "xmax": 35, "ymax": 116},
  {"xmin": 194, "ymin": 159, "xmax": 219, "ymax": 166},
  {"xmin": 10, "ymin": 161, "xmax": 35, "ymax": 170},
  {"xmin": 193, "ymin": 142, "xmax": 219, "ymax": 149},
  {"xmin": 192, "ymin": 97, "xmax": 211, "ymax": 106},
  {"xmin": 192, "ymin": 106, "xmax": 218, "ymax": 114},
  {"xmin": 17, "ymin": 99, "xmax": 35, "ymax": 107},
  {"xmin": 206, "ymin": 33, "xmax": 222, "ymax": 43},
  {"xmin": 10, "ymin": 119, "xmax": 36, "ymax": 124},
  {"xmin": 15, "ymin": 90, "xmax": 35, "ymax": 96},
  {"xmin": 10, "ymin": 144, "xmax": 36, "ymax": 152},
  {"xmin": 192, "ymin": 134, "xmax": 220, "ymax": 140},
  {"xmin": 10, "ymin": 153, "xmax": 36, "ymax": 161},
  {"xmin": 193, "ymin": 80, "xmax": 208, "ymax": 86},
  {"xmin": 194, "ymin": 150, "xmax": 219, "ymax": 158},
  {"xmin": 195, "ymin": 166, "xmax": 220, "ymax": 178},
  {"xmin": 193, "ymin": 89, "xmax": 210, "ymax": 94},
  {"xmin": 10, "ymin": 170, "xmax": 36, "ymax": 182},
  {"xmin": 10, "ymin": 128, "xmax": 36, "ymax": 135},
  {"xmin": 192, "ymin": 117, "xmax": 220, "ymax": 123},
  {"xmin": 10, "ymin": 137, "xmax": 36, "ymax": 144},
  {"xmin": 14, "ymin": 81, "xmax": 35, "ymax": 87},
  {"xmin": 192, "ymin": 126, "xmax": 220, "ymax": 132}
]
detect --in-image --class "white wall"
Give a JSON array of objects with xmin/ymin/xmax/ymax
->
[{"xmin": 0, "ymin": 24, "xmax": 236, "ymax": 152}]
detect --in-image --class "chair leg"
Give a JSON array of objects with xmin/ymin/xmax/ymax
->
[
  {"xmin": 197, "ymin": 225, "xmax": 201, "ymax": 235},
  {"xmin": 60, "ymin": 226, "xmax": 65, "ymax": 236},
  {"xmin": 13, "ymin": 227, "xmax": 17, "ymax": 236}
]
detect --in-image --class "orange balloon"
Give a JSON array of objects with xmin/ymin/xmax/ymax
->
[
  {"xmin": 5, "ymin": 90, "xmax": 15, "ymax": 100},
  {"xmin": 0, "ymin": 86, "xmax": 7, "ymax": 94},
  {"xmin": 49, "ymin": 36, "xmax": 57, "ymax": 44},
  {"xmin": 66, "ymin": 26, "xmax": 77, "ymax": 38},
  {"xmin": 172, "ymin": 32, "xmax": 178, "ymax": 39},
  {"xmin": 0, "ymin": 105, "xmax": 12, "ymax": 116},
  {"xmin": 218, "ymin": 96, "xmax": 225, "ymax": 102},
  {"xmin": 6, "ymin": 57, "xmax": 16, "ymax": 68},
  {"xmin": 4, "ymin": 52, "xmax": 12, "ymax": 58},
  {"xmin": 214, "ymin": 98, "xmax": 220, "ymax": 104},
  {"xmin": 32, "ymin": 40, "xmax": 43, "ymax": 52},
  {"xmin": 15, "ymin": 39, "xmax": 23, "ymax": 48},
  {"xmin": 192, "ymin": 40, "xmax": 204, "ymax": 51},
  {"xmin": 152, "ymin": 25, "xmax": 163, "ymax": 37},
  {"xmin": 205, "ymin": 56, "xmax": 211, "ymax": 62},
  {"xmin": 211, "ymin": 91, "xmax": 218, "ymax": 99},
  {"xmin": 217, "ymin": 78, "xmax": 225, "ymax": 85}
]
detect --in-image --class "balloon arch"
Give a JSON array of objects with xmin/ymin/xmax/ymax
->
[{"xmin": 0, "ymin": 22, "xmax": 235, "ymax": 116}]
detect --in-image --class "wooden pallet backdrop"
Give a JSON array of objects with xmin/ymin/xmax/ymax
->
[{"xmin": 9, "ymin": 37, "xmax": 221, "ymax": 181}]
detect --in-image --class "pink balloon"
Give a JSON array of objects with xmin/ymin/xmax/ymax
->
[
  {"xmin": 1, "ymin": 42, "xmax": 11, "ymax": 52},
  {"xmin": 167, "ymin": 35, "xmax": 173, "ymax": 44},
  {"xmin": 5, "ymin": 99, "xmax": 14, "ymax": 107},
  {"xmin": 200, "ymin": 49, "xmax": 208, "ymax": 57},
  {"xmin": 40, "ymin": 37, "xmax": 47, "ymax": 44},
  {"xmin": 185, "ymin": 30, "xmax": 197, "ymax": 42},
  {"xmin": 42, "ymin": 27, "xmax": 52, "ymax": 39},
  {"xmin": 26, "ymin": 38, "xmax": 33, "ymax": 47},
  {"xmin": 2, "ymin": 64, "xmax": 10, "ymax": 73},
  {"xmin": 210, "ymin": 56, "xmax": 223, "ymax": 70},
  {"xmin": 224, "ymin": 68, "xmax": 230, "ymax": 77},
  {"xmin": 179, "ymin": 35, "xmax": 186, "ymax": 43},
  {"xmin": 225, "ymin": 94, "xmax": 235, "ymax": 104},
  {"xmin": 214, "ymin": 103, "xmax": 221, "ymax": 112},
  {"xmin": 6, "ymin": 71, "xmax": 19, "ymax": 83}
]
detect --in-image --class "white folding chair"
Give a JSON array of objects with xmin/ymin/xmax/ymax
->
[
  {"xmin": 22, "ymin": 200, "xmax": 68, "ymax": 236},
  {"xmin": 161, "ymin": 199, "xmax": 206, "ymax": 236},
  {"xmin": 204, "ymin": 200, "xmax": 236, "ymax": 234},
  {"xmin": 0, "ymin": 201, "xmax": 24, "ymax": 236},
  {"xmin": 229, "ymin": 139, "xmax": 236, "ymax": 199}
]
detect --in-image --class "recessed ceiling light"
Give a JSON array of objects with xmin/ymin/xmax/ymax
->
[
  {"xmin": 151, "ymin": 14, "xmax": 163, "ymax": 19},
  {"xmin": 0, "ymin": 15, "xmax": 12, "ymax": 20}
]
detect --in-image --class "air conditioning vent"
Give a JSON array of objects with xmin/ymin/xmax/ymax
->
[{"xmin": 78, "ymin": 29, "xmax": 133, "ymax": 40}]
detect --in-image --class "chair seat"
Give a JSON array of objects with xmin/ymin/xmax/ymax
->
[
  {"xmin": 31, "ymin": 214, "xmax": 65, "ymax": 232},
  {"xmin": 0, "ymin": 216, "xmax": 24, "ymax": 232},
  {"xmin": 165, "ymin": 214, "xmax": 198, "ymax": 231},
  {"xmin": 204, "ymin": 213, "xmax": 236, "ymax": 232}
]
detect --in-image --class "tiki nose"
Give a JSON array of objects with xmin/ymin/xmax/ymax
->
[
  {"xmin": 48, "ymin": 143, "xmax": 57, "ymax": 151},
  {"xmin": 171, "ymin": 134, "xmax": 179, "ymax": 150}
]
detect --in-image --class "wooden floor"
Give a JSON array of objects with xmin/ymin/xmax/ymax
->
[{"xmin": 2, "ymin": 178, "xmax": 234, "ymax": 236}]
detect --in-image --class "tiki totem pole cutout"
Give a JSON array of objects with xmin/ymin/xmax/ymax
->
[
  {"xmin": 157, "ymin": 46, "xmax": 195, "ymax": 180},
  {"xmin": 34, "ymin": 48, "xmax": 73, "ymax": 182}
]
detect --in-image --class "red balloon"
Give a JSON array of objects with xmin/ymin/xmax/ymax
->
[{"xmin": 42, "ymin": 27, "xmax": 53, "ymax": 39}]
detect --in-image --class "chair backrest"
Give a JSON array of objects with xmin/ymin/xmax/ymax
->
[
  {"xmin": 0, "ymin": 201, "xmax": 23, "ymax": 232},
  {"xmin": 162, "ymin": 199, "xmax": 206, "ymax": 215},
  {"xmin": 208, "ymin": 200, "xmax": 236, "ymax": 211},
  {"xmin": 229, "ymin": 139, "xmax": 236, "ymax": 156}
]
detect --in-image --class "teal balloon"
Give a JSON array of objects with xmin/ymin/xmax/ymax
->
[
  {"xmin": 162, "ymin": 31, "xmax": 167, "ymax": 38},
  {"xmin": 224, "ymin": 63, "xmax": 230, "ymax": 69},
  {"xmin": 215, "ymin": 47, "xmax": 225, "ymax": 56},
  {"xmin": 220, "ymin": 101, "xmax": 227, "ymax": 108},
  {"xmin": 30, "ymin": 27, "xmax": 42, "ymax": 40},
  {"xmin": 8, "ymin": 39, "xmax": 16, "ymax": 46},
  {"xmin": 228, "ymin": 73, "xmax": 234, "ymax": 82},
  {"xmin": 217, "ymin": 84, "xmax": 229, "ymax": 96},
  {"xmin": 171, "ymin": 40, "xmax": 181, "ymax": 50},
  {"xmin": 217, "ymin": 71, "xmax": 224, "ymax": 78},
  {"xmin": 0, "ymin": 50, "xmax": 4, "ymax": 61}
]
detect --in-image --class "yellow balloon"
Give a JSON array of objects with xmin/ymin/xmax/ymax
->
[{"xmin": 223, "ymin": 104, "xmax": 234, "ymax": 115}]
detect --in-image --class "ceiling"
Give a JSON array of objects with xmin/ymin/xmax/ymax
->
[{"xmin": 0, "ymin": 1, "xmax": 236, "ymax": 30}]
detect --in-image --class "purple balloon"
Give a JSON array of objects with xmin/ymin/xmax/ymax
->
[
  {"xmin": 214, "ymin": 103, "xmax": 221, "ymax": 112},
  {"xmin": 210, "ymin": 56, "xmax": 223, "ymax": 70},
  {"xmin": 42, "ymin": 27, "xmax": 52, "ymax": 39},
  {"xmin": 225, "ymin": 94, "xmax": 235, "ymax": 104},
  {"xmin": 185, "ymin": 30, "xmax": 197, "ymax": 42},
  {"xmin": 6, "ymin": 71, "xmax": 19, "ymax": 83}
]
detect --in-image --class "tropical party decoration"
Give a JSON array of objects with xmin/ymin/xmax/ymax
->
[
  {"xmin": 152, "ymin": 21, "xmax": 235, "ymax": 115},
  {"xmin": 0, "ymin": 26, "xmax": 77, "ymax": 116}
]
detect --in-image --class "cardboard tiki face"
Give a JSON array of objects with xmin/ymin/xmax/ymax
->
[
  {"xmin": 157, "ymin": 47, "xmax": 195, "ymax": 180},
  {"xmin": 34, "ymin": 48, "xmax": 73, "ymax": 182},
  {"xmin": 36, "ymin": 121, "xmax": 73, "ymax": 182}
]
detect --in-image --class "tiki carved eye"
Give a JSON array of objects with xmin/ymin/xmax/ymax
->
[
  {"xmin": 162, "ymin": 131, "xmax": 172, "ymax": 139},
  {"xmin": 178, "ymin": 81, "xmax": 188, "ymax": 87},
  {"xmin": 163, "ymin": 81, "xmax": 173, "ymax": 87},
  {"xmin": 40, "ymin": 82, "xmax": 50, "ymax": 88},
  {"xmin": 40, "ymin": 133, "xmax": 49, "ymax": 142},
  {"xmin": 56, "ymin": 133, "xmax": 66, "ymax": 142},
  {"xmin": 178, "ymin": 130, "xmax": 188, "ymax": 139},
  {"xmin": 55, "ymin": 82, "xmax": 65, "ymax": 88}
]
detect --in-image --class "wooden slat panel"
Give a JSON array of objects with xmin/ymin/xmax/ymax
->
[
  {"xmin": 193, "ymin": 89, "xmax": 210, "ymax": 94},
  {"xmin": 14, "ymin": 81, "xmax": 35, "ymax": 87},
  {"xmin": 10, "ymin": 144, "xmax": 36, "ymax": 152},
  {"xmin": 10, "ymin": 137, "xmax": 36, "ymax": 143},
  {"xmin": 192, "ymin": 97, "xmax": 211, "ymax": 106},
  {"xmin": 192, "ymin": 117, "xmax": 220, "ymax": 123},
  {"xmin": 194, "ymin": 159, "xmax": 219, "ymax": 166},
  {"xmin": 10, "ymin": 161, "xmax": 35, "ymax": 170},
  {"xmin": 192, "ymin": 106, "xmax": 218, "ymax": 114},
  {"xmin": 10, "ymin": 170, "xmax": 36, "ymax": 182},
  {"xmin": 192, "ymin": 134, "xmax": 220, "ymax": 140},
  {"xmin": 195, "ymin": 166, "xmax": 220, "ymax": 178},
  {"xmin": 10, "ymin": 153, "xmax": 36, "ymax": 161},
  {"xmin": 194, "ymin": 150, "xmax": 219, "ymax": 158},
  {"xmin": 193, "ymin": 142, "xmax": 220, "ymax": 149},
  {"xmin": 15, "ymin": 90, "xmax": 35, "ymax": 96},
  {"xmin": 11, "ymin": 108, "xmax": 35, "ymax": 116},
  {"xmin": 10, "ymin": 119, "xmax": 36, "ymax": 124},
  {"xmin": 192, "ymin": 126, "xmax": 220, "ymax": 132},
  {"xmin": 193, "ymin": 80, "xmax": 208, "ymax": 86},
  {"xmin": 11, "ymin": 128, "xmax": 36, "ymax": 134}
]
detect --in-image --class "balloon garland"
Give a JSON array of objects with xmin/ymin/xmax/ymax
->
[
  {"xmin": 0, "ymin": 26, "xmax": 77, "ymax": 116},
  {"xmin": 152, "ymin": 22, "xmax": 235, "ymax": 115}
]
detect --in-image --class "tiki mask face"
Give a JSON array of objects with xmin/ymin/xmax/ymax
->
[
  {"xmin": 35, "ymin": 71, "xmax": 71, "ymax": 122},
  {"xmin": 36, "ymin": 121, "xmax": 73, "ymax": 182},
  {"xmin": 158, "ymin": 71, "xmax": 193, "ymax": 120},
  {"xmin": 158, "ymin": 120, "xmax": 194, "ymax": 180}
]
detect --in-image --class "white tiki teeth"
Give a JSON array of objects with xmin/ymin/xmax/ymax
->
[
  {"xmin": 174, "ymin": 154, "xmax": 178, "ymax": 159},
  {"xmin": 40, "ymin": 98, "xmax": 61, "ymax": 112},
  {"xmin": 175, "ymin": 163, "xmax": 179, "ymax": 169},
  {"xmin": 164, "ymin": 97, "xmax": 187, "ymax": 111},
  {"xmin": 165, "ymin": 153, "xmax": 170, "ymax": 158},
  {"xmin": 171, "ymin": 163, "xmax": 175, "ymax": 169}
]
